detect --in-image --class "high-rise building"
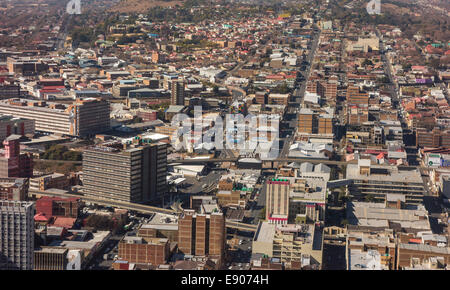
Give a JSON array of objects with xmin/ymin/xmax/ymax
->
[
  {"xmin": 298, "ymin": 108, "xmax": 314, "ymax": 134},
  {"xmin": 0, "ymin": 84, "xmax": 20, "ymax": 99},
  {"xmin": 266, "ymin": 179, "xmax": 290, "ymax": 224},
  {"xmin": 178, "ymin": 210, "xmax": 225, "ymax": 258},
  {"xmin": 0, "ymin": 200, "xmax": 35, "ymax": 270},
  {"xmin": 171, "ymin": 79, "xmax": 185, "ymax": 106},
  {"xmin": 346, "ymin": 85, "xmax": 369, "ymax": 106},
  {"xmin": 0, "ymin": 98, "xmax": 110, "ymax": 137},
  {"xmin": 0, "ymin": 135, "xmax": 33, "ymax": 178},
  {"xmin": 83, "ymin": 140, "xmax": 168, "ymax": 203}
]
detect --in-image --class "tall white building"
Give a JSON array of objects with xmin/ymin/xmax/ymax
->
[{"xmin": 0, "ymin": 200, "xmax": 35, "ymax": 270}]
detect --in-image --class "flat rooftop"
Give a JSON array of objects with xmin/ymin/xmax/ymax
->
[{"xmin": 346, "ymin": 163, "xmax": 424, "ymax": 184}]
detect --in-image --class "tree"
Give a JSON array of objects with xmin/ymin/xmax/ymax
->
[
  {"xmin": 365, "ymin": 194, "xmax": 375, "ymax": 202},
  {"xmin": 259, "ymin": 207, "xmax": 266, "ymax": 219}
]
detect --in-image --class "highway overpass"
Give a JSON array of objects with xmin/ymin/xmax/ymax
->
[{"xmin": 29, "ymin": 189, "xmax": 257, "ymax": 232}]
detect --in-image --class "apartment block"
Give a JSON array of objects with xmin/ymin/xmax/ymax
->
[
  {"xmin": 0, "ymin": 200, "xmax": 35, "ymax": 270},
  {"xmin": 416, "ymin": 127, "xmax": 450, "ymax": 148},
  {"xmin": 298, "ymin": 108, "xmax": 314, "ymax": 134},
  {"xmin": 177, "ymin": 210, "xmax": 225, "ymax": 258},
  {"xmin": 346, "ymin": 86, "xmax": 369, "ymax": 106}
]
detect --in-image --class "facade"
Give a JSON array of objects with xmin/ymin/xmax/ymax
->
[
  {"xmin": 0, "ymin": 135, "xmax": 33, "ymax": 178},
  {"xmin": 178, "ymin": 210, "xmax": 225, "ymax": 258},
  {"xmin": 29, "ymin": 173, "xmax": 70, "ymax": 192},
  {"xmin": 266, "ymin": 179, "xmax": 290, "ymax": 224},
  {"xmin": 0, "ymin": 178, "xmax": 28, "ymax": 201},
  {"xmin": 35, "ymin": 196, "xmax": 80, "ymax": 218},
  {"xmin": 83, "ymin": 141, "xmax": 168, "ymax": 203},
  {"xmin": 252, "ymin": 222, "xmax": 323, "ymax": 269},
  {"xmin": 118, "ymin": 236, "xmax": 170, "ymax": 266},
  {"xmin": 34, "ymin": 248, "xmax": 68, "ymax": 270},
  {"xmin": 171, "ymin": 79, "xmax": 185, "ymax": 106},
  {"xmin": 0, "ymin": 115, "xmax": 35, "ymax": 142},
  {"xmin": 0, "ymin": 98, "xmax": 110, "ymax": 137},
  {"xmin": 396, "ymin": 243, "xmax": 450, "ymax": 270},
  {"xmin": 346, "ymin": 159, "xmax": 424, "ymax": 204},
  {"xmin": 0, "ymin": 200, "xmax": 35, "ymax": 270},
  {"xmin": 0, "ymin": 84, "xmax": 20, "ymax": 99}
]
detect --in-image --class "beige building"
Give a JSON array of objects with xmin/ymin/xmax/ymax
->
[
  {"xmin": 252, "ymin": 222, "xmax": 323, "ymax": 269},
  {"xmin": 265, "ymin": 178, "xmax": 290, "ymax": 224}
]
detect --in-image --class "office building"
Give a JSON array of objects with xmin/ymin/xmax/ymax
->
[
  {"xmin": 0, "ymin": 98, "xmax": 110, "ymax": 137},
  {"xmin": 83, "ymin": 140, "xmax": 167, "ymax": 203},
  {"xmin": 178, "ymin": 210, "xmax": 225, "ymax": 258},
  {"xmin": 0, "ymin": 200, "xmax": 35, "ymax": 270},
  {"xmin": 171, "ymin": 79, "xmax": 185, "ymax": 106},
  {"xmin": 346, "ymin": 159, "xmax": 425, "ymax": 204}
]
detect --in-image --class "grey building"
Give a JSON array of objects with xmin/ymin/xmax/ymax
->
[
  {"xmin": 83, "ymin": 141, "xmax": 168, "ymax": 203},
  {"xmin": 0, "ymin": 200, "xmax": 35, "ymax": 270}
]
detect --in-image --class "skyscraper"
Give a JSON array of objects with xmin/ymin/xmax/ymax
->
[
  {"xmin": 0, "ymin": 200, "xmax": 35, "ymax": 270},
  {"xmin": 83, "ymin": 140, "xmax": 168, "ymax": 203},
  {"xmin": 178, "ymin": 210, "xmax": 225, "ymax": 258},
  {"xmin": 171, "ymin": 79, "xmax": 185, "ymax": 106}
]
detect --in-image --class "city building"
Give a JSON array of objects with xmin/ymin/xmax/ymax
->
[
  {"xmin": 171, "ymin": 79, "xmax": 185, "ymax": 106},
  {"xmin": 118, "ymin": 236, "xmax": 171, "ymax": 266},
  {"xmin": 346, "ymin": 229, "xmax": 396, "ymax": 270},
  {"xmin": 83, "ymin": 139, "xmax": 168, "ymax": 203},
  {"xmin": 177, "ymin": 210, "xmax": 225, "ymax": 258},
  {"xmin": 0, "ymin": 135, "xmax": 33, "ymax": 178},
  {"xmin": 0, "ymin": 177, "xmax": 28, "ymax": 201},
  {"xmin": 0, "ymin": 115, "xmax": 35, "ymax": 142},
  {"xmin": 0, "ymin": 98, "xmax": 110, "ymax": 137},
  {"xmin": 0, "ymin": 200, "xmax": 35, "ymax": 270},
  {"xmin": 265, "ymin": 178, "xmax": 290, "ymax": 224},
  {"xmin": 252, "ymin": 222, "xmax": 323, "ymax": 269},
  {"xmin": 34, "ymin": 247, "xmax": 68, "ymax": 270},
  {"xmin": 35, "ymin": 196, "xmax": 80, "ymax": 219},
  {"xmin": 346, "ymin": 159, "xmax": 424, "ymax": 204}
]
